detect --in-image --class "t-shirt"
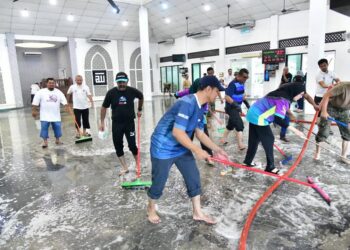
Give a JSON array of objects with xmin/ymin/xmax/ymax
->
[
  {"xmin": 225, "ymin": 80, "xmax": 245, "ymax": 109},
  {"xmin": 151, "ymin": 94, "xmax": 206, "ymax": 159},
  {"xmin": 32, "ymin": 88, "xmax": 67, "ymax": 122},
  {"xmin": 31, "ymin": 84, "xmax": 40, "ymax": 95},
  {"xmin": 315, "ymin": 70, "xmax": 338, "ymax": 97},
  {"xmin": 246, "ymin": 97, "xmax": 289, "ymax": 126},
  {"xmin": 281, "ymin": 73, "xmax": 293, "ymax": 85},
  {"xmin": 224, "ymin": 75, "xmax": 234, "ymax": 85},
  {"xmin": 102, "ymin": 86, "xmax": 143, "ymax": 122},
  {"xmin": 183, "ymin": 79, "xmax": 191, "ymax": 89},
  {"xmin": 329, "ymin": 83, "xmax": 350, "ymax": 109},
  {"xmin": 67, "ymin": 84, "xmax": 91, "ymax": 110}
]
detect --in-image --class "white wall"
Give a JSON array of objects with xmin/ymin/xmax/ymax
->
[
  {"xmin": 57, "ymin": 44, "xmax": 72, "ymax": 78},
  {"xmin": 0, "ymin": 34, "xmax": 16, "ymax": 109}
]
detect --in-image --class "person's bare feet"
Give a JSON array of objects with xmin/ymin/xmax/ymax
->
[
  {"xmin": 147, "ymin": 204, "xmax": 161, "ymax": 224},
  {"xmin": 313, "ymin": 151, "xmax": 320, "ymax": 160},
  {"xmin": 55, "ymin": 140, "xmax": 63, "ymax": 145},
  {"xmin": 193, "ymin": 212, "xmax": 217, "ymax": 225},
  {"xmin": 238, "ymin": 144, "xmax": 246, "ymax": 151},
  {"xmin": 118, "ymin": 168, "xmax": 129, "ymax": 176},
  {"xmin": 42, "ymin": 141, "xmax": 48, "ymax": 148}
]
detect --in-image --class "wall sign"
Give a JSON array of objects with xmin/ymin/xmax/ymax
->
[
  {"xmin": 262, "ymin": 49, "xmax": 286, "ymax": 64},
  {"xmin": 93, "ymin": 70, "xmax": 107, "ymax": 85}
]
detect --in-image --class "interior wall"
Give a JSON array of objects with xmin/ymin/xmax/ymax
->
[
  {"xmin": 57, "ymin": 44, "xmax": 72, "ymax": 79},
  {"xmin": 16, "ymin": 47, "xmax": 59, "ymax": 106},
  {"xmin": 0, "ymin": 34, "xmax": 15, "ymax": 108}
]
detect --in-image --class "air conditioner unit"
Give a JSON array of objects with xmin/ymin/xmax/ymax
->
[
  {"xmin": 230, "ymin": 20, "xmax": 255, "ymax": 29},
  {"xmin": 24, "ymin": 51, "xmax": 42, "ymax": 55},
  {"xmin": 87, "ymin": 37, "xmax": 111, "ymax": 44},
  {"xmin": 186, "ymin": 31, "xmax": 211, "ymax": 39},
  {"xmin": 158, "ymin": 38, "xmax": 175, "ymax": 45}
]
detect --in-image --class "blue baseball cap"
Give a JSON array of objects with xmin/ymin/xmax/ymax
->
[
  {"xmin": 115, "ymin": 72, "xmax": 128, "ymax": 83},
  {"xmin": 200, "ymin": 75, "xmax": 225, "ymax": 91}
]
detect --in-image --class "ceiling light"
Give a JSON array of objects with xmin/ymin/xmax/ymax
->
[
  {"xmin": 49, "ymin": 0, "xmax": 57, "ymax": 5},
  {"xmin": 15, "ymin": 42, "xmax": 55, "ymax": 49},
  {"xmin": 122, "ymin": 20, "xmax": 128, "ymax": 26},
  {"xmin": 112, "ymin": 8, "xmax": 117, "ymax": 13},
  {"xmin": 21, "ymin": 9, "xmax": 29, "ymax": 17},
  {"xmin": 203, "ymin": 4, "xmax": 211, "ymax": 11},
  {"xmin": 161, "ymin": 2, "xmax": 168, "ymax": 9},
  {"xmin": 164, "ymin": 18, "xmax": 171, "ymax": 24},
  {"xmin": 67, "ymin": 14, "xmax": 74, "ymax": 22}
]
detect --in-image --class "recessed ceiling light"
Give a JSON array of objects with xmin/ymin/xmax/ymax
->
[
  {"xmin": 49, "ymin": 0, "xmax": 57, "ymax": 5},
  {"xmin": 161, "ymin": 2, "xmax": 168, "ymax": 9},
  {"xmin": 112, "ymin": 8, "xmax": 118, "ymax": 13},
  {"xmin": 67, "ymin": 14, "xmax": 74, "ymax": 22},
  {"xmin": 21, "ymin": 9, "xmax": 29, "ymax": 17},
  {"xmin": 164, "ymin": 18, "xmax": 171, "ymax": 24},
  {"xmin": 203, "ymin": 4, "xmax": 211, "ymax": 11},
  {"xmin": 122, "ymin": 20, "xmax": 128, "ymax": 26},
  {"xmin": 16, "ymin": 42, "xmax": 55, "ymax": 49}
]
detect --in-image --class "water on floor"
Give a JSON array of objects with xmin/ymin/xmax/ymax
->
[{"xmin": 0, "ymin": 96, "xmax": 349, "ymax": 249}]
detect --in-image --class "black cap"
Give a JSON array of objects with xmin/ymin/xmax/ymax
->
[
  {"xmin": 115, "ymin": 72, "xmax": 128, "ymax": 83},
  {"xmin": 200, "ymin": 76, "xmax": 225, "ymax": 91}
]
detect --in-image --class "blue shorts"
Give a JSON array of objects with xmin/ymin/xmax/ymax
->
[
  {"xmin": 147, "ymin": 151, "xmax": 201, "ymax": 200},
  {"xmin": 40, "ymin": 121, "xmax": 62, "ymax": 139}
]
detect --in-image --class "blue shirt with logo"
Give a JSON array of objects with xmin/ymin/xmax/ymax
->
[
  {"xmin": 151, "ymin": 94, "xmax": 206, "ymax": 159},
  {"xmin": 225, "ymin": 80, "xmax": 245, "ymax": 109}
]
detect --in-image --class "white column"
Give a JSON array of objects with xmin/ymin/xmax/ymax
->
[
  {"xmin": 269, "ymin": 15, "xmax": 279, "ymax": 49},
  {"xmin": 6, "ymin": 33, "xmax": 23, "ymax": 107},
  {"xmin": 305, "ymin": 0, "xmax": 328, "ymax": 114},
  {"xmin": 217, "ymin": 27, "xmax": 226, "ymax": 74},
  {"xmin": 68, "ymin": 37, "xmax": 78, "ymax": 77},
  {"xmin": 267, "ymin": 15, "xmax": 281, "ymax": 95},
  {"xmin": 139, "ymin": 6, "xmax": 152, "ymax": 101}
]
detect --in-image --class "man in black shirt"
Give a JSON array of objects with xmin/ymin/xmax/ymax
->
[
  {"xmin": 280, "ymin": 66, "xmax": 293, "ymax": 86},
  {"xmin": 100, "ymin": 72, "xmax": 144, "ymax": 176}
]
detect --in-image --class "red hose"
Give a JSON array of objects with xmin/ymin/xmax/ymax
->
[{"xmin": 238, "ymin": 111, "xmax": 319, "ymax": 250}]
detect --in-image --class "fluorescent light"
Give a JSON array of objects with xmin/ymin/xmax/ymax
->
[
  {"xmin": 49, "ymin": 0, "xmax": 57, "ymax": 5},
  {"xmin": 161, "ymin": 2, "xmax": 168, "ymax": 9},
  {"xmin": 122, "ymin": 20, "xmax": 128, "ymax": 26},
  {"xmin": 16, "ymin": 42, "xmax": 55, "ymax": 48},
  {"xmin": 67, "ymin": 14, "xmax": 74, "ymax": 22},
  {"xmin": 203, "ymin": 4, "xmax": 211, "ymax": 11},
  {"xmin": 164, "ymin": 18, "xmax": 171, "ymax": 24},
  {"xmin": 21, "ymin": 9, "xmax": 29, "ymax": 17}
]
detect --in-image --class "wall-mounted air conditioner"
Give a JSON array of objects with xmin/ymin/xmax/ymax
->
[
  {"xmin": 158, "ymin": 38, "xmax": 175, "ymax": 45},
  {"xmin": 230, "ymin": 20, "xmax": 255, "ymax": 29},
  {"xmin": 24, "ymin": 51, "xmax": 42, "ymax": 55},
  {"xmin": 87, "ymin": 37, "xmax": 111, "ymax": 44},
  {"xmin": 186, "ymin": 31, "xmax": 211, "ymax": 39}
]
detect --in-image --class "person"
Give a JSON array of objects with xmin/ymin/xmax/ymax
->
[
  {"xmin": 32, "ymin": 78, "xmax": 68, "ymax": 148},
  {"xmin": 224, "ymin": 68, "xmax": 234, "ymax": 87},
  {"xmin": 280, "ymin": 70, "xmax": 305, "ymax": 142},
  {"xmin": 147, "ymin": 75, "xmax": 228, "ymax": 224},
  {"xmin": 243, "ymin": 83, "xmax": 312, "ymax": 174},
  {"xmin": 31, "ymin": 82, "xmax": 40, "ymax": 103},
  {"xmin": 66, "ymin": 75, "xmax": 94, "ymax": 138},
  {"xmin": 280, "ymin": 67, "xmax": 293, "ymax": 86},
  {"xmin": 100, "ymin": 72, "xmax": 143, "ymax": 176},
  {"xmin": 220, "ymin": 68, "xmax": 249, "ymax": 150},
  {"xmin": 314, "ymin": 82, "xmax": 350, "ymax": 164},
  {"xmin": 294, "ymin": 71, "xmax": 306, "ymax": 112},
  {"xmin": 314, "ymin": 58, "xmax": 340, "ymax": 105},
  {"xmin": 182, "ymin": 74, "xmax": 191, "ymax": 89}
]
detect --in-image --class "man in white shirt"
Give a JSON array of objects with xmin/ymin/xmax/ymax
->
[
  {"xmin": 67, "ymin": 75, "xmax": 94, "ymax": 138},
  {"xmin": 31, "ymin": 82, "xmax": 40, "ymax": 102},
  {"xmin": 224, "ymin": 68, "xmax": 234, "ymax": 87},
  {"xmin": 32, "ymin": 78, "xmax": 68, "ymax": 148},
  {"xmin": 314, "ymin": 58, "xmax": 340, "ymax": 105}
]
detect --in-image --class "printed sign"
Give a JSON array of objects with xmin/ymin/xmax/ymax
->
[{"xmin": 93, "ymin": 70, "xmax": 107, "ymax": 85}]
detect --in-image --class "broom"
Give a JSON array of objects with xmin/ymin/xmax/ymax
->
[
  {"xmin": 68, "ymin": 107, "xmax": 92, "ymax": 143},
  {"xmin": 121, "ymin": 115, "xmax": 152, "ymax": 190}
]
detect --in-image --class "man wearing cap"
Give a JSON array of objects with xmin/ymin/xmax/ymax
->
[
  {"xmin": 147, "ymin": 75, "xmax": 228, "ymax": 225},
  {"xmin": 100, "ymin": 72, "xmax": 144, "ymax": 176}
]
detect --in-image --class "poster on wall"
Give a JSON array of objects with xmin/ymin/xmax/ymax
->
[{"xmin": 93, "ymin": 70, "xmax": 107, "ymax": 85}]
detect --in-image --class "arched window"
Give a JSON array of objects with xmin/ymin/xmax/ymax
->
[{"xmin": 129, "ymin": 47, "xmax": 154, "ymax": 92}]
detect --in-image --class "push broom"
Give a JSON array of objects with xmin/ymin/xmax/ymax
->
[
  {"xmin": 121, "ymin": 115, "xmax": 152, "ymax": 190},
  {"xmin": 68, "ymin": 107, "xmax": 92, "ymax": 143}
]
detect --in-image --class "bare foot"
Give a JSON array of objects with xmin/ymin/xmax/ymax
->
[
  {"xmin": 55, "ymin": 140, "xmax": 63, "ymax": 145},
  {"xmin": 42, "ymin": 142, "xmax": 48, "ymax": 148},
  {"xmin": 147, "ymin": 205, "xmax": 161, "ymax": 224},
  {"xmin": 313, "ymin": 151, "xmax": 320, "ymax": 160},
  {"xmin": 118, "ymin": 169, "xmax": 129, "ymax": 176},
  {"xmin": 193, "ymin": 213, "xmax": 217, "ymax": 225},
  {"xmin": 341, "ymin": 157, "xmax": 350, "ymax": 165},
  {"xmin": 238, "ymin": 145, "xmax": 246, "ymax": 151}
]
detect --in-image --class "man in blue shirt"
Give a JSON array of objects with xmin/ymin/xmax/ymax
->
[
  {"xmin": 220, "ymin": 68, "xmax": 249, "ymax": 150},
  {"xmin": 147, "ymin": 76, "xmax": 228, "ymax": 224}
]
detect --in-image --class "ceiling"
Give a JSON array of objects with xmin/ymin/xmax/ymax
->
[{"xmin": 0, "ymin": 0, "xmax": 310, "ymax": 42}]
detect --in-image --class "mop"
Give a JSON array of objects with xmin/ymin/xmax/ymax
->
[
  {"xmin": 274, "ymin": 144, "xmax": 293, "ymax": 164},
  {"xmin": 121, "ymin": 116, "xmax": 152, "ymax": 190},
  {"xmin": 68, "ymin": 107, "xmax": 92, "ymax": 143}
]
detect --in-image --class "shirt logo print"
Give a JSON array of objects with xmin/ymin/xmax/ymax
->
[
  {"xmin": 47, "ymin": 94, "xmax": 58, "ymax": 102},
  {"xmin": 119, "ymin": 96, "xmax": 127, "ymax": 105}
]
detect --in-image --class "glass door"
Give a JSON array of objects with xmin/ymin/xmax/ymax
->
[
  {"xmin": 286, "ymin": 54, "xmax": 302, "ymax": 77},
  {"xmin": 191, "ymin": 63, "xmax": 201, "ymax": 83}
]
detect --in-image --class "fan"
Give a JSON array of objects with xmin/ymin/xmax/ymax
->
[
  {"xmin": 225, "ymin": 4, "xmax": 231, "ymax": 27},
  {"xmin": 280, "ymin": 0, "xmax": 299, "ymax": 14}
]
